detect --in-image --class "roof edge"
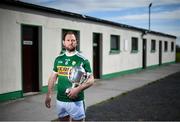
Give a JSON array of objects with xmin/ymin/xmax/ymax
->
[{"xmin": 0, "ymin": 0, "xmax": 177, "ymax": 39}]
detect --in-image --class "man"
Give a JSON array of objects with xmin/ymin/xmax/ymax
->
[{"xmin": 45, "ymin": 31, "xmax": 94, "ymax": 121}]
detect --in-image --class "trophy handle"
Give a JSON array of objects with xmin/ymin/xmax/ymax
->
[
  {"xmin": 72, "ymin": 83, "xmax": 77, "ymax": 88},
  {"xmin": 79, "ymin": 72, "xmax": 87, "ymax": 84},
  {"xmin": 68, "ymin": 67, "xmax": 72, "ymax": 81}
]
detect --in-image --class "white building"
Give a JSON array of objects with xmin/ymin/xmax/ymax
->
[{"xmin": 0, "ymin": 0, "xmax": 176, "ymax": 102}]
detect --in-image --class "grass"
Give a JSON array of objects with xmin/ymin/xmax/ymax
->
[{"xmin": 176, "ymin": 52, "xmax": 180, "ymax": 62}]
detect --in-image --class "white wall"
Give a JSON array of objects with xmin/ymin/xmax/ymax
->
[
  {"xmin": 0, "ymin": 7, "xmax": 176, "ymax": 94},
  {"xmin": 145, "ymin": 34, "xmax": 176, "ymax": 66},
  {"xmin": 0, "ymin": 9, "xmax": 22, "ymax": 93},
  {"xmin": 102, "ymin": 28, "xmax": 143, "ymax": 75}
]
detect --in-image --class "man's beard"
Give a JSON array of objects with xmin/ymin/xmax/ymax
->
[{"xmin": 66, "ymin": 46, "xmax": 76, "ymax": 52}]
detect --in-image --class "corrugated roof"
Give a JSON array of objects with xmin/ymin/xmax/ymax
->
[{"xmin": 0, "ymin": 0, "xmax": 176, "ymax": 39}]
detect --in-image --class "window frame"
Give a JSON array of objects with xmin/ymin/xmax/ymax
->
[
  {"xmin": 151, "ymin": 39, "xmax": 156, "ymax": 52},
  {"xmin": 131, "ymin": 37, "xmax": 138, "ymax": 53},
  {"xmin": 110, "ymin": 34, "xmax": 120, "ymax": 54},
  {"xmin": 164, "ymin": 41, "xmax": 168, "ymax": 52},
  {"xmin": 171, "ymin": 42, "xmax": 174, "ymax": 52}
]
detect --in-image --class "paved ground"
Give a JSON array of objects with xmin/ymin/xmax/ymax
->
[
  {"xmin": 86, "ymin": 71, "xmax": 180, "ymax": 121},
  {"xmin": 0, "ymin": 63, "xmax": 180, "ymax": 121}
]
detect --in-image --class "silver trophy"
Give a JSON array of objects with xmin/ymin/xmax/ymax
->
[{"xmin": 65, "ymin": 66, "xmax": 87, "ymax": 94}]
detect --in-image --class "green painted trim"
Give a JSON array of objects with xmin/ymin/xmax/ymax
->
[
  {"xmin": 150, "ymin": 50, "xmax": 156, "ymax": 53},
  {"xmin": 0, "ymin": 90, "xmax": 23, "ymax": 102},
  {"xmin": 161, "ymin": 61, "xmax": 175, "ymax": 65},
  {"xmin": 40, "ymin": 84, "xmax": 58, "ymax": 93},
  {"xmin": 101, "ymin": 61, "xmax": 175, "ymax": 80},
  {"xmin": 40, "ymin": 86, "xmax": 48, "ymax": 93},
  {"xmin": 109, "ymin": 50, "xmax": 121, "ymax": 54},
  {"xmin": 146, "ymin": 61, "xmax": 175, "ymax": 69},
  {"xmin": 0, "ymin": 61, "xmax": 175, "ymax": 102},
  {"xmin": 102, "ymin": 67, "xmax": 142, "ymax": 79},
  {"xmin": 131, "ymin": 50, "xmax": 139, "ymax": 53},
  {"xmin": 146, "ymin": 64, "xmax": 159, "ymax": 69}
]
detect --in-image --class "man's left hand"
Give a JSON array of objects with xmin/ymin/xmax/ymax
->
[{"xmin": 67, "ymin": 87, "xmax": 80, "ymax": 99}]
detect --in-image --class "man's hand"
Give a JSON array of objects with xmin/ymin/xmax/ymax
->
[
  {"xmin": 67, "ymin": 87, "xmax": 80, "ymax": 99},
  {"xmin": 67, "ymin": 75, "xmax": 94, "ymax": 99},
  {"xmin": 45, "ymin": 94, "xmax": 51, "ymax": 108},
  {"xmin": 45, "ymin": 71, "xmax": 57, "ymax": 108}
]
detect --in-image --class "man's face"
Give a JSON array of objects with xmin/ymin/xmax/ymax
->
[{"xmin": 63, "ymin": 34, "xmax": 77, "ymax": 52}]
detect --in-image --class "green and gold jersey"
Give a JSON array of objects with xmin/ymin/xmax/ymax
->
[{"xmin": 53, "ymin": 51, "xmax": 92, "ymax": 102}]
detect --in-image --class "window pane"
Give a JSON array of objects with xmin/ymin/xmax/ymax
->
[
  {"xmin": 132, "ymin": 37, "xmax": 138, "ymax": 51},
  {"xmin": 110, "ymin": 35, "xmax": 120, "ymax": 51},
  {"xmin": 151, "ymin": 40, "xmax": 156, "ymax": 51},
  {"xmin": 164, "ymin": 41, "xmax": 168, "ymax": 51},
  {"xmin": 171, "ymin": 42, "xmax": 174, "ymax": 51}
]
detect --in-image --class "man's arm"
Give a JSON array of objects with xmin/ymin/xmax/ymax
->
[
  {"xmin": 67, "ymin": 74, "xmax": 94, "ymax": 99},
  {"xmin": 78, "ymin": 74, "xmax": 94, "ymax": 91},
  {"xmin": 45, "ymin": 71, "xmax": 58, "ymax": 108}
]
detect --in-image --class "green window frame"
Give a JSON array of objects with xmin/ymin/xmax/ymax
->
[
  {"xmin": 164, "ymin": 41, "xmax": 168, "ymax": 52},
  {"xmin": 171, "ymin": 42, "xmax": 174, "ymax": 52},
  {"xmin": 131, "ymin": 37, "xmax": 138, "ymax": 53},
  {"xmin": 151, "ymin": 39, "xmax": 156, "ymax": 52},
  {"xmin": 110, "ymin": 35, "xmax": 120, "ymax": 54}
]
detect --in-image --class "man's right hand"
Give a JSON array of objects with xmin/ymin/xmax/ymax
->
[{"xmin": 45, "ymin": 94, "xmax": 51, "ymax": 108}]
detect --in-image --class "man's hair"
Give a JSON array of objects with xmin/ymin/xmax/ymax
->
[{"xmin": 63, "ymin": 31, "xmax": 77, "ymax": 40}]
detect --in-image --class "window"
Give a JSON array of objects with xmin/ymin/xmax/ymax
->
[
  {"xmin": 171, "ymin": 42, "xmax": 174, "ymax": 52},
  {"xmin": 61, "ymin": 29, "xmax": 80, "ymax": 53},
  {"xmin": 131, "ymin": 37, "xmax": 138, "ymax": 52},
  {"xmin": 110, "ymin": 35, "xmax": 120, "ymax": 53},
  {"xmin": 151, "ymin": 39, "xmax": 156, "ymax": 52},
  {"xmin": 164, "ymin": 41, "xmax": 168, "ymax": 52}
]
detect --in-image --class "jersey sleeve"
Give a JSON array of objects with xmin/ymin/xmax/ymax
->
[
  {"xmin": 83, "ymin": 59, "xmax": 92, "ymax": 74},
  {"xmin": 53, "ymin": 58, "xmax": 58, "ymax": 72}
]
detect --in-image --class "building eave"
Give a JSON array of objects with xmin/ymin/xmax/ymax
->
[{"xmin": 0, "ymin": 0, "xmax": 177, "ymax": 39}]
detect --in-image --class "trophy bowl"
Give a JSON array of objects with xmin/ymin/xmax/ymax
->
[
  {"xmin": 65, "ymin": 66, "xmax": 87, "ymax": 93},
  {"xmin": 68, "ymin": 66, "xmax": 86, "ymax": 84}
]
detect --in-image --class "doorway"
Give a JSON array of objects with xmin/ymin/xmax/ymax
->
[
  {"xmin": 93, "ymin": 33, "xmax": 102, "ymax": 79},
  {"xmin": 22, "ymin": 25, "xmax": 40, "ymax": 94},
  {"xmin": 159, "ymin": 41, "xmax": 162, "ymax": 65},
  {"xmin": 142, "ymin": 39, "xmax": 147, "ymax": 69}
]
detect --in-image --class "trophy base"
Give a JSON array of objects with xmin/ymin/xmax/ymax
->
[
  {"xmin": 65, "ymin": 88, "xmax": 71, "ymax": 94},
  {"xmin": 65, "ymin": 84, "xmax": 79, "ymax": 94}
]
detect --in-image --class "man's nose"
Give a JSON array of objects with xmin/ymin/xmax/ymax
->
[{"xmin": 70, "ymin": 40, "xmax": 73, "ymax": 44}]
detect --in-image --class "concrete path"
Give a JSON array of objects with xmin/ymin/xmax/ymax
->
[{"xmin": 0, "ymin": 63, "xmax": 180, "ymax": 121}]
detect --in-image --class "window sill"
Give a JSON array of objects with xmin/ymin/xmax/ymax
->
[
  {"xmin": 109, "ymin": 50, "xmax": 120, "ymax": 54},
  {"xmin": 151, "ymin": 50, "xmax": 156, "ymax": 53},
  {"xmin": 131, "ymin": 50, "xmax": 138, "ymax": 53}
]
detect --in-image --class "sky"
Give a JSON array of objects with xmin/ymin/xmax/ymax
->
[{"xmin": 19, "ymin": 0, "xmax": 180, "ymax": 46}]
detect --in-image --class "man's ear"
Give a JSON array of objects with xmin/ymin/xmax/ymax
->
[{"xmin": 62, "ymin": 40, "xmax": 65, "ymax": 46}]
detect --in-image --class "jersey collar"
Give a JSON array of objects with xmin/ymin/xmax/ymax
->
[{"xmin": 65, "ymin": 50, "xmax": 78, "ymax": 57}]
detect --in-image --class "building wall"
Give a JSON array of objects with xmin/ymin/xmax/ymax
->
[
  {"xmin": 102, "ymin": 28, "xmax": 143, "ymax": 75},
  {"xmin": 0, "ymin": 8, "xmax": 22, "ymax": 94},
  {"xmin": 0, "ymin": 7, "xmax": 176, "ymax": 96},
  {"xmin": 145, "ymin": 34, "xmax": 176, "ymax": 66}
]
